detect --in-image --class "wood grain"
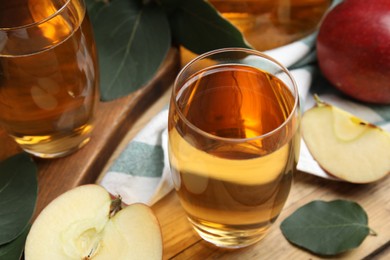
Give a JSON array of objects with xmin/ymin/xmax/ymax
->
[{"xmin": 152, "ymin": 171, "xmax": 390, "ymax": 259}]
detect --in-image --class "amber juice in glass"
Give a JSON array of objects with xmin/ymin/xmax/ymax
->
[
  {"xmin": 0, "ymin": 0, "xmax": 99, "ymax": 158},
  {"xmin": 168, "ymin": 48, "xmax": 300, "ymax": 248},
  {"xmin": 209, "ymin": 0, "xmax": 331, "ymax": 50},
  {"xmin": 180, "ymin": 0, "xmax": 331, "ymax": 66}
]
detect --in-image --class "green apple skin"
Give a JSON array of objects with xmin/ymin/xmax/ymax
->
[{"xmin": 317, "ymin": 0, "xmax": 390, "ymax": 104}]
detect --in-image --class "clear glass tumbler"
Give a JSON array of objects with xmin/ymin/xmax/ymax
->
[
  {"xmin": 168, "ymin": 48, "xmax": 300, "ymax": 248},
  {"xmin": 0, "ymin": 0, "xmax": 100, "ymax": 158}
]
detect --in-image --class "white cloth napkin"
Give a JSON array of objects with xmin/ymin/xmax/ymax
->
[{"xmin": 100, "ymin": 12, "xmax": 390, "ymax": 205}]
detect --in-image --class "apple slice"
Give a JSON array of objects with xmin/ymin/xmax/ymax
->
[
  {"xmin": 301, "ymin": 97, "xmax": 390, "ymax": 183},
  {"xmin": 25, "ymin": 184, "xmax": 162, "ymax": 259}
]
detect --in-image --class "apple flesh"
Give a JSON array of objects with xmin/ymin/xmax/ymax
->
[
  {"xmin": 301, "ymin": 97, "xmax": 390, "ymax": 183},
  {"xmin": 25, "ymin": 184, "xmax": 163, "ymax": 259},
  {"xmin": 316, "ymin": 0, "xmax": 390, "ymax": 104}
]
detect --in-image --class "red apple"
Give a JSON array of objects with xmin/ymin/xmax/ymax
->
[{"xmin": 316, "ymin": 0, "xmax": 390, "ymax": 104}]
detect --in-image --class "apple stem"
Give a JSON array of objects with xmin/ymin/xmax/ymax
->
[
  {"xmin": 109, "ymin": 195, "xmax": 123, "ymax": 218},
  {"xmin": 313, "ymin": 94, "xmax": 328, "ymax": 107}
]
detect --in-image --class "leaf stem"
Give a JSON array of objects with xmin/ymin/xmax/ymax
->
[{"xmin": 369, "ymin": 228, "xmax": 378, "ymax": 236}]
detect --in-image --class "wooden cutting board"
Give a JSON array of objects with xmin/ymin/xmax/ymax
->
[{"xmin": 0, "ymin": 48, "xmax": 180, "ymax": 218}]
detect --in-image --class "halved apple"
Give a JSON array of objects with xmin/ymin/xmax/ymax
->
[
  {"xmin": 301, "ymin": 97, "xmax": 390, "ymax": 183},
  {"xmin": 25, "ymin": 184, "xmax": 162, "ymax": 259}
]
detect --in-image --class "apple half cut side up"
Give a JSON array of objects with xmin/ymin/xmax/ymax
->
[
  {"xmin": 25, "ymin": 184, "xmax": 163, "ymax": 260},
  {"xmin": 301, "ymin": 98, "xmax": 390, "ymax": 183}
]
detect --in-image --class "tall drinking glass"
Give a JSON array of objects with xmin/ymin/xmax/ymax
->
[
  {"xmin": 0, "ymin": 0, "xmax": 99, "ymax": 158},
  {"xmin": 168, "ymin": 48, "xmax": 300, "ymax": 248}
]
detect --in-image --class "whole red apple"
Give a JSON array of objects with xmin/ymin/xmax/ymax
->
[{"xmin": 316, "ymin": 0, "xmax": 390, "ymax": 104}]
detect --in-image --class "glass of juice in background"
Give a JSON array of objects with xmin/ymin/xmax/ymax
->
[
  {"xmin": 168, "ymin": 48, "xmax": 300, "ymax": 248},
  {"xmin": 181, "ymin": 0, "xmax": 331, "ymax": 65},
  {"xmin": 0, "ymin": 0, "xmax": 99, "ymax": 158}
]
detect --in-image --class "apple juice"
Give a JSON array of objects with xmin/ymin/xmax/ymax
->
[
  {"xmin": 180, "ymin": 0, "xmax": 331, "ymax": 65},
  {"xmin": 0, "ymin": 0, "xmax": 99, "ymax": 157},
  {"xmin": 168, "ymin": 64, "xmax": 300, "ymax": 247},
  {"xmin": 209, "ymin": 0, "xmax": 331, "ymax": 51}
]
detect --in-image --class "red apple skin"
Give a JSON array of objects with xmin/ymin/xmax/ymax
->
[{"xmin": 316, "ymin": 0, "xmax": 390, "ymax": 104}]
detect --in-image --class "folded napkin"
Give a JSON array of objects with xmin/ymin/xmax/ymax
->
[{"xmin": 100, "ymin": 8, "xmax": 390, "ymax": 205}]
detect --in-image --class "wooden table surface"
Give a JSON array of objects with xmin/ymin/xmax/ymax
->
[{"xmin": 1, "ymin": 48, "xmax": 389, "ymax": 260}]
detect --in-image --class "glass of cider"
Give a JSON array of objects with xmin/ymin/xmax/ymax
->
[
  {"xmin": 0, "ymin": 0, "xmax": 99, "ymax": 158},
  {"xmin": 208, "ymin": 0, "xmax": 331, "ymax": 51},
  {"xmin": 180, "ymin": 0, "xmax": 331, "ymax": 66},
  {"xmin": 168, "ymin": 48, "xmax": 300, "ymax": 248}
]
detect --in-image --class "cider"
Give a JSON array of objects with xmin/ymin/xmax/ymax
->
[
  {"xmin": 0, "ymin": 0, "xmax": 99, "ymax": 157},
  {"xmin": 168, "ymin": 64, "xmax": 300, "ymax": 247},
  {"xmin": 180, "ymin": 0, "xmax": 331, "ymax": 65},
  {"xmin": 209, "ymin": 0, "xmax": 331, "ymax": 50}
]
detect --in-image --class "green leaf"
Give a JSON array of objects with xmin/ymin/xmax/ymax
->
[
  {"xmin": 0, "ymin": 153, "xmax": 38, "ymax": 245},
  {"xmin": 158, "ymin": 0, "xmax": 181, "ymax": 14},
  {"xmin": 280, "ymin": 200, "xmax": 372, "ymax": 256},
  {"xmin": 0, "ymin": 225, "xmax": 30, "ymax": 260},
  {"xmin": 168, "ymin": 0, "xmax": 251, "ymax": 55},
  {"xmin": 87, "ymin": 0, "xmax": 171, "ymax": 101}
]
